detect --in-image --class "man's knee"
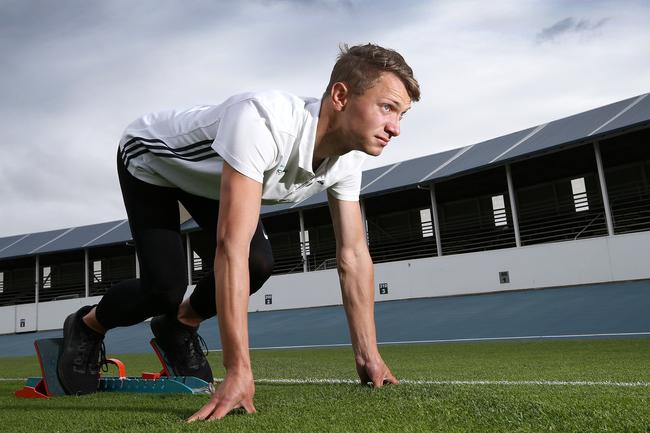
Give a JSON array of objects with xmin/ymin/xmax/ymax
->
[{"xmin": 144, "ymin": 274, "xmax": 188, "ymax": 312}]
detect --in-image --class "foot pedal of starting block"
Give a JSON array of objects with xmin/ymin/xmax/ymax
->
[
  {"xmin": 15, "ymin": 338, "xmax": 67, "ymax": 398},
  {"xmin": 148, "ymin": 338, "xmax": 174, "ymax": 377}
]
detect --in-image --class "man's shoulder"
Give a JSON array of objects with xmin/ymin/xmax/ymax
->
[
  {"xmin": 229, "ymin": 91, "xmax": 319, "ymax": 139},
  {"xmin": 239, "ymin": 90, "xmax": 319, "ymax": 118}
]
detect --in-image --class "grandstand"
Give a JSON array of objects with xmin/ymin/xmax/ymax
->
[{"xmin": 1, "ymin": 92, "xmax": 649, "ymax": 336}]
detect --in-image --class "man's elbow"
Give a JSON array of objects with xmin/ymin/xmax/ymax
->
[
  {"xmin": 337, "ymin": 245, "xmax": 372, "ymax": 273},
  {"xmin": 214, "ymin": 236, "xmax": 250, "ymax": 264}
]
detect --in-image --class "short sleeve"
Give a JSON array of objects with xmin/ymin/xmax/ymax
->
[
  {"xmin": 327, "ymin": 171, "xmax": 362, "ymax": 201},
  {"xmin": 212, "ymin": 100, "xmax": 277, "ymax": 183}
]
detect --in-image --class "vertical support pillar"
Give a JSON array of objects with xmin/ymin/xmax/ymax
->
[
  {"xmin": 34, "ymin": 255, "xmax": 40, "ymax": 304},
  {"xmin": 135, "ymin": 253, "xmax": 140, "ymax": 279},
  {"xmin": 429, "ymin": 184, "xmax": 443, "ymax": 256},
  {"xmin": 505, "ymin": 164, "xmax": 522, "ymax": 247},
  {"xmin": 34, "ymin": 255, "xmax": 40, "ymax": 331},
  {"xmin": 84, "ymin": 249, "xmax": 89, "ymax": 298},
  {"xmin": 594, "ymin": 141, "xmax": 615, "ymax": 236},
  {"xmin": 298, "ymin": 210, "xmax": 308, "ymax": 272},
  {"xmin": 186, "ymin": 234, "xmax": 192, "ymax": 286}
]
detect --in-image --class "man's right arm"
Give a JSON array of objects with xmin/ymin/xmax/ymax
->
[{"xmin": 188, "ymin": 161, "xmax": 262, "ymax": 422}]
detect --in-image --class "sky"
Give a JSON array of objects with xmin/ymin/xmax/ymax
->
[{"xmin": 1, "ymin": 0, "xmax": 649, "ymax": 238}]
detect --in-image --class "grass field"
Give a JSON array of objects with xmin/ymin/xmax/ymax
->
[{"xmin": 2, "ymin": 338, "xmax": 650, "ymax": 432}]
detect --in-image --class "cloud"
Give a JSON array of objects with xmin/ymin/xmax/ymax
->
[{"xmin": 536, "ymin": 17, "xmax": 609, "ymax": 43}]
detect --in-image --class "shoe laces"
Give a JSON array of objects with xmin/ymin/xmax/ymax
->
[
  {"xmin": 184, "ymin": 332, "xmax": 209, "ymax": 365},
  {"xmin": 73, "ymin": 331, "xmax": 105, "ymax": 375},
  {"xmin": 99, "ymin": 342, "xmax": 109, "ymax": 373}
]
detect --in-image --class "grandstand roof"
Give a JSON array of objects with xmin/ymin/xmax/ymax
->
[{"xmin": 2, "ymin": 92, "xmax": 649, "ymax": 259}]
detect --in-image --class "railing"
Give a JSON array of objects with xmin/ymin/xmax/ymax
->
[
  {"xmin": 315, "ymin": 257, "xmax": 337, "ymax": 271},
  {"xmin": 608, "ymin": 182, "xmax": 650, "ymax": 234},
  {"xmin": 367, "ymin": 218, "xmax": 438, "ymax": 263},
  {"xmin": 517, "ymin": 197, "xmax": 608, "ymax": 246},
  {"xmin": 439, "ymin": 211, "xmax": 516, "ymax": 256},
  {"xmin": 89, "ymin": 256, "xmax": 137, "ymax": 297},
  {"xmin": 574, "ymin": 212, "xmax": 604, "ymax": 240},
  {"xmin": 269, "ymin": 242, "xmax": 303, "ymax": 275},
  {"xmin": 305, "ymin": 238, "xmax": 337, "ymax": 272}
]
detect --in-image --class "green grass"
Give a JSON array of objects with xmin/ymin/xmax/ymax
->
[{"xmin": 2, "ymin": 339, "xmax": 650, "ymax": 432}]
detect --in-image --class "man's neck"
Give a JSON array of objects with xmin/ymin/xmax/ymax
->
[{"xmin": 313, "ymin": 100, "xmax": 346, "ymax": 172}]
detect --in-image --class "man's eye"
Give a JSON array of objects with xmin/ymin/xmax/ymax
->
[{"xmin": 382, "ymin": 104, "xmax": 391, "ymax": 112}]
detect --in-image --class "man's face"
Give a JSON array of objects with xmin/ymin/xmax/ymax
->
[{"xmin": 339, "ymin": 72, "xmax": 412, "ymax": 157}]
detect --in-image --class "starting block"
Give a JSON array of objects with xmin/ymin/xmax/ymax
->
[{"xmin": 15, "ymin": 338, "xmax": 213, "ymax": 399}]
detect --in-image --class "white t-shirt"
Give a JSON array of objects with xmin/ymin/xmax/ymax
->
[{"xmin": 119, "ymin": 91, "xmax": 366, "ymax": 204}]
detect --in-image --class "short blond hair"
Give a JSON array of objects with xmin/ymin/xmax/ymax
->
[{"xmin": 325, "ymin": 43, "xmax": 420, "ymax": 102}]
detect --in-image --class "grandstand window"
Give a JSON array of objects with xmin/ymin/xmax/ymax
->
[
  {"xmin": 93, "ymin": 260, "xmax": 102, "ymax": 282},
  {"xmin": 492, "ymin": 195, "xmax": 508, "ymax": 227},
  {"xmin": 42, "ymin": 266, "xmax": 51, "ymax": 289},
  {"xmin": 571, "ymin": 177, "xmax": 589, "ymax": 212},
  {"xmin": 193, "ymin": 252, "xmax": 202, "ymax": 271},
  {"xmin": 419, "ymin": 208, "xmax": 433, "ymax": 238},
  {"xmin": 0, "ymin": 271, "xmax": 3, "ymax": 293}
]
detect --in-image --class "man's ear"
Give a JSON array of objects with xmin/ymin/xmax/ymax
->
[{"xmin": 330, "ymin": 82, "xmax": 349, "ymax": 112}]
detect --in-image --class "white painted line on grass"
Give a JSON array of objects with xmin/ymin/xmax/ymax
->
[
  {"xmin": 224, "ymin": 378, "xmax": 650, "ymax": 388},
  {"xmin": 207, "ymin": 331, "xmax": 650, "ymax": 353}
]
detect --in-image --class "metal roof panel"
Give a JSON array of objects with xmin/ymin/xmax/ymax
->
[
  {"xmin": 36, "ymin": 221, "xmax": 125, "ymax": 254},
  {"xmin": 85, "ymin": 221, "xmax": 132, "ymax": 248},
  {"xmin": 362, "ymin": 149, "xmax": 459, "ymax": 195},
  {"xmin": 431, "ymin": 127, "xmax": 538, "ymax": 179},
  {"xmin": 598, "ymin": 93, "xmax": 650, "ymax": 135},
  {"xmin": 498, "ymin": 98, "xmax": 634, "ymax": 161},
  {"xmin": 0, "ymin": 229, "xmax": 69, "ymax": 259}
]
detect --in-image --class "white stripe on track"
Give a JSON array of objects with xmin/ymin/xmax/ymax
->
[{"xmin": 246, "ymin": 378, "xmax": 650, "ymax": 387}]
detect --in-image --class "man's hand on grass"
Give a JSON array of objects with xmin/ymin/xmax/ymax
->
[
  {"xmin": 355, "ymin": 353, "xmax": 399, "ymax": 388},
  {"xmin": 187, "ymin": 370, "xmax": 256, "ymax": 422}
]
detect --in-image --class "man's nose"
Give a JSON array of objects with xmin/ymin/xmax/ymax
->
[{"xmin": 386, "ymin": 118, "xmax": 400, "ymax": 138}]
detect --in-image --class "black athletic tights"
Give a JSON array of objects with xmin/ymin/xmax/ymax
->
[{"xmin": 94, "ymin": 150, "xmax": 274, "ymax": 330}]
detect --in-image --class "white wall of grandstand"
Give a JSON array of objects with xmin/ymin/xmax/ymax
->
[{"xmin": 1, "ymin": 93, "xmax": 649, "ymax": 335}]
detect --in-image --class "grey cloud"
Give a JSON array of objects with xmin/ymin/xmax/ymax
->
[{"xmin": 536, "ymin": 17, "xmax": 609, "ymax": 43}]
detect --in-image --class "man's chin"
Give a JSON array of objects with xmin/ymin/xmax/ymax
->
[{"xmin": 361, "ymin": 144, "xmax": 384, "ymax": 157}]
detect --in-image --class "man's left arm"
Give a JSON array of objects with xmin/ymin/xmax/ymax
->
[{"xmin": 328, "ymin": 193, "xmax": 398, "ymax": 387}]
